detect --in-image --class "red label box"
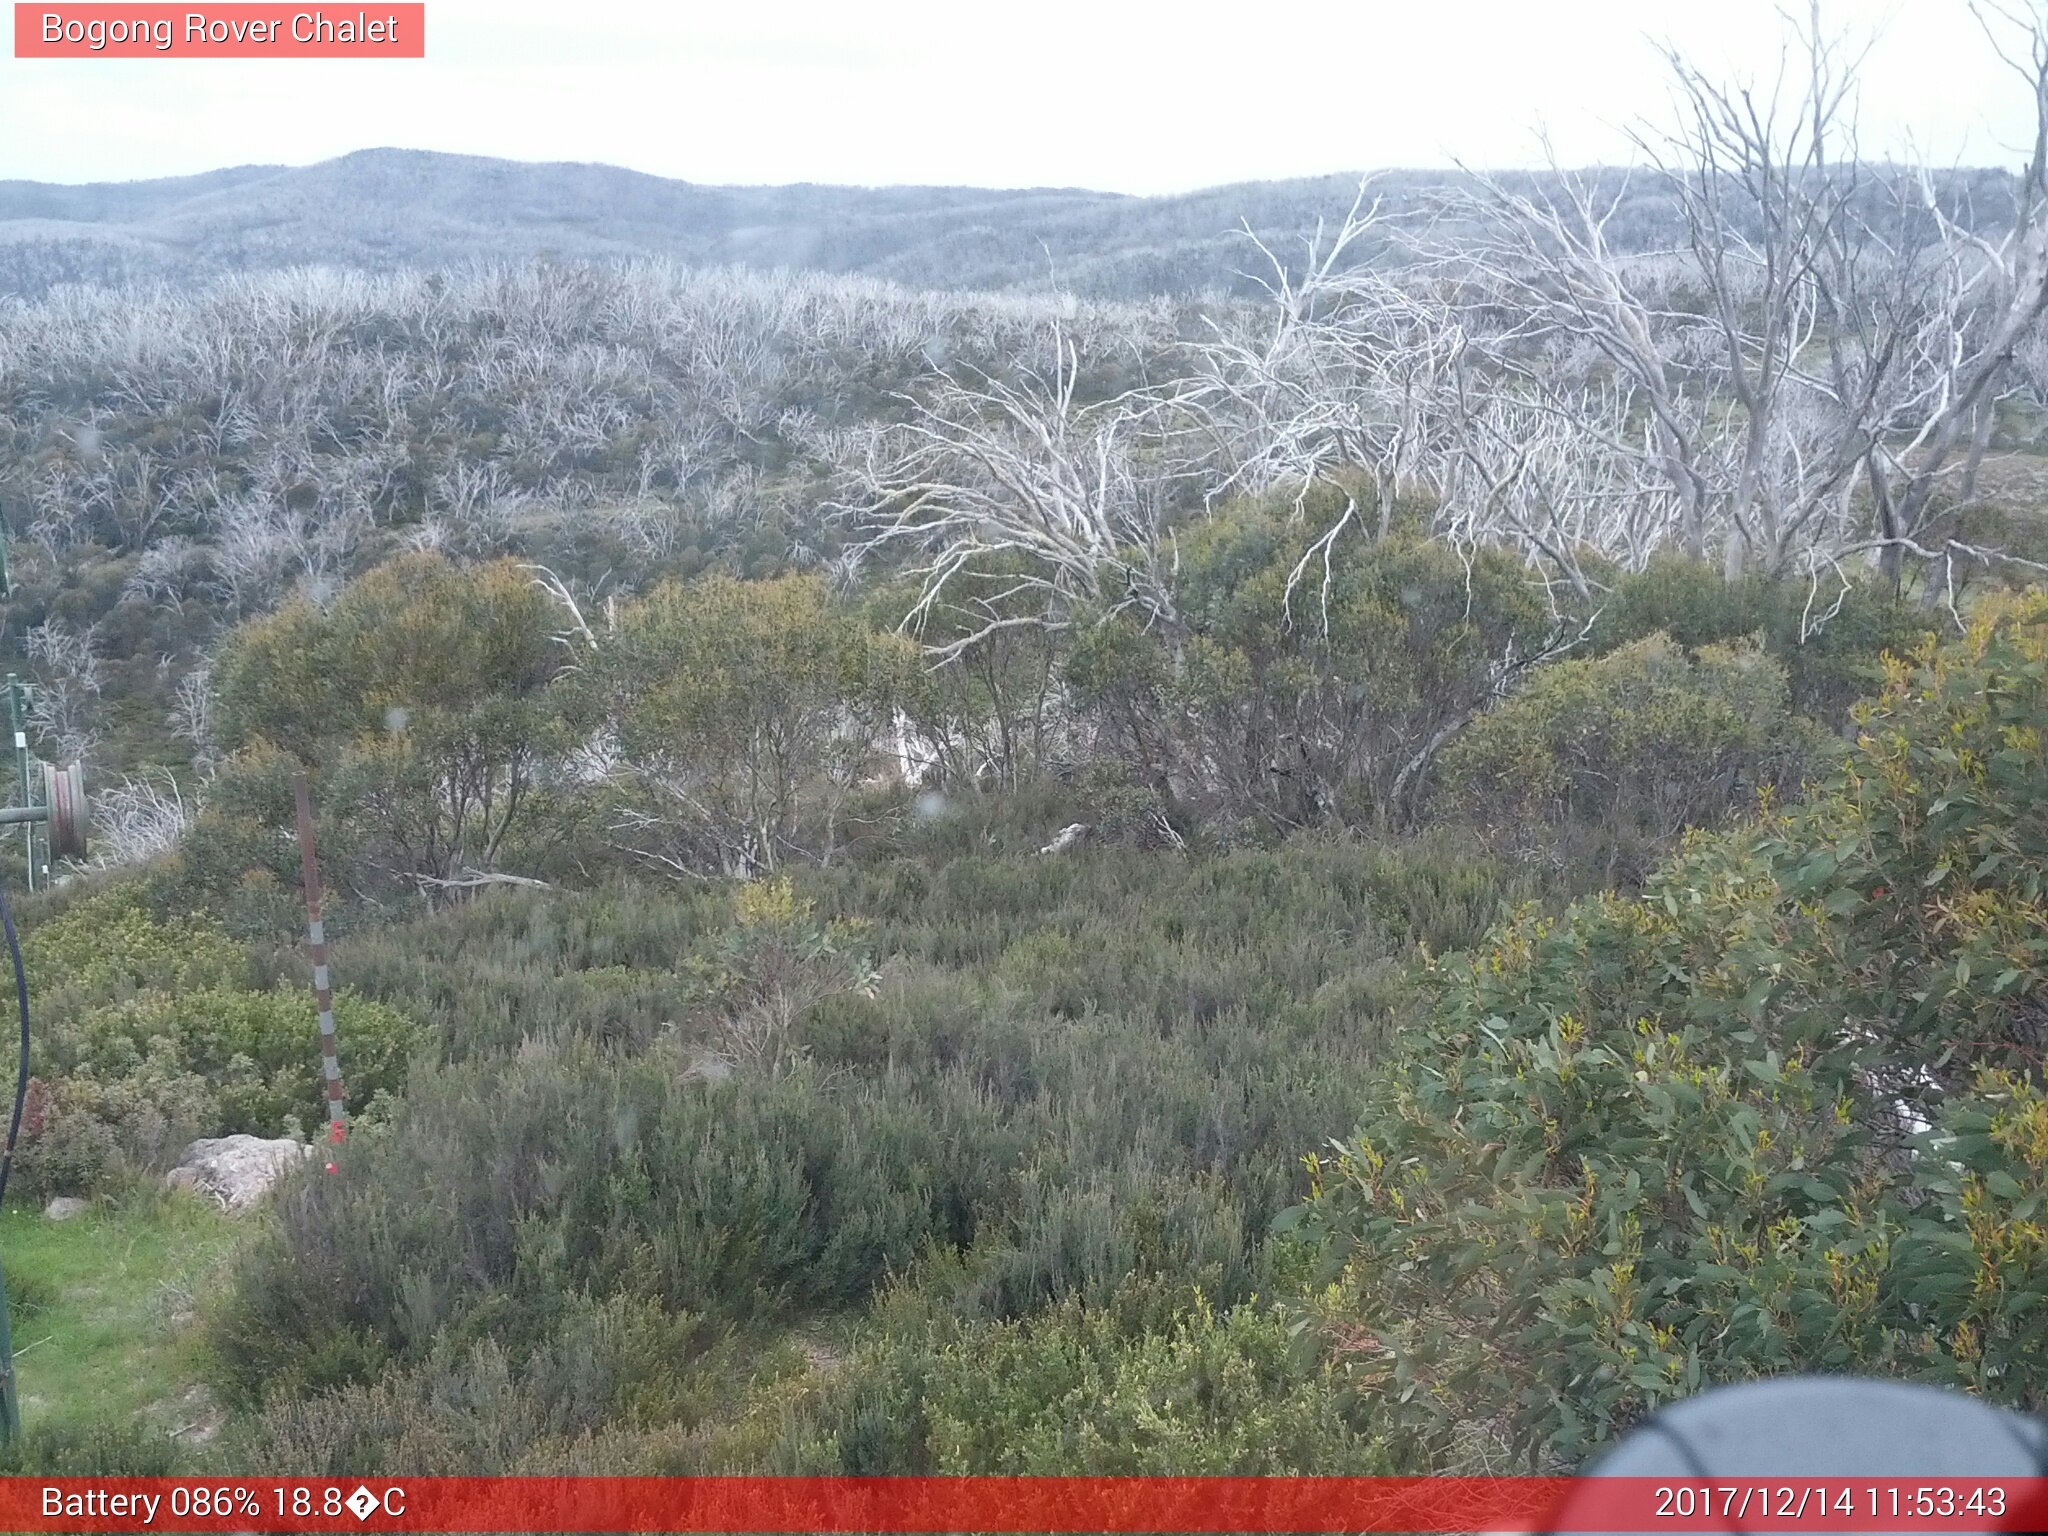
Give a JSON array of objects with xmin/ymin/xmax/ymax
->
[
  {"xmin": 14, "ymin": 3, "xmax": 424, "ymax": 56},
  {"xmin": 5, "ymin": 1477, "xmax": 2048, "ymax": 1533}
]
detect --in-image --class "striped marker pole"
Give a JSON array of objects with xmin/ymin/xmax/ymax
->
[{"xmin": 292, "ymin": 775, "xmax": 348, "ymax": 1165}]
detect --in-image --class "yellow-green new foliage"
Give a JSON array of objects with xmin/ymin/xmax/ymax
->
[
  {"xmin": 216, "ymin": 553, "xmax": 561, "ymax": 760},
  {"xmin": 24, "ymin": 888, "xmax": 252, "ymax": 1016},
  {"xmin": 798, "ymin": 1288, "xmax": 1386, "ymax": 1475}
]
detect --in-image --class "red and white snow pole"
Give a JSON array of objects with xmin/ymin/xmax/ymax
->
[{"xmin": 292, "ymin": 774, "xmax": 348, "ymax": 1167}]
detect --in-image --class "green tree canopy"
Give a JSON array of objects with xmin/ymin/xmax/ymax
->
[
  {"xmin": 214, "ymin": 553, "xmax": 566, "ymax": 888},
  {"xmin": 584, "ymin": 572, "xmax": 919, "ymax": 874}
]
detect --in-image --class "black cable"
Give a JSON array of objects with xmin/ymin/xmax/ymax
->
[{"xmin": 0, "ymin": 878, "xmax": 29, "ymax": 1209}]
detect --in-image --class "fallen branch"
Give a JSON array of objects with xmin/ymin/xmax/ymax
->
[
  {"xmin": 408, "ymin": 869, "xmax": 556, "ymax": 892},
  {"xmin": 1038, "ymin": 822, "xmax": 1092, "ymax": 855}
]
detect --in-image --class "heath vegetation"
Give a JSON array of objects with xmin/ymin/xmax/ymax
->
[{"xmin": 2, "ymin": 2, "xmax": 2047, "ymax": 1477}]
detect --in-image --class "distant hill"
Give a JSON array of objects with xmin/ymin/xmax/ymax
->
[
  {"xmin": 0, "ymin": 150, "xmax": 1493, "ymax": 299},
  {"xmin": 0, "ymin": 148, "xmax": 2015, "ymax": 301}
]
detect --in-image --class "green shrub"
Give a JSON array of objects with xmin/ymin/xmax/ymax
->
[
  {"xmin": 329, "ymin": 880, "xmax": 728, "ymax": 1060},
  {"xmin": 186, "ymin": 720, "xmax": 1532, "ymax": 1471},
  {"xmin": 0, "ymin": 1419, "xmax": 197, "ymax": 1476},
  {"xmin": 6, "ymin": 890, "xmax": 246, "ymax": 1199},
  {"xmin": 1438, "ymin": 631, "xmax": 1814, "ymax": 878},
  {"xmin": 205, "ymin": 821, "xmax": 1443, "ymax": 1421},
  {"xmin": 11, "ymin": 1048, "xmax": 217, "ymax": 1201},
  {"xmin": 1298, "ymin": 593, "xmax": 2048, "ymax": 1468},
  {"xmin": 790, "ymin": 1285, "xmax": 1384, "ymax": 1474},
  {"xmin": 212, "ymin": 553, "xmax": 568, "ymax": 898},
  {"xmin": 144, "ymin": 740, "xmax": 329, "ymax": 942},
  {"xmin": 227, "ymin": 1293, "xmax": 714, "ymax": 1474},
  {"xmin": 1066, "ymin": 505, "xmax": 1562, "ymax": 828},
  {"xmin": 8, "ymin": 889, "xmax": 422, "ymax": 1199},
  {"xmin": 22, "ymin": 887, "xmax": 251, "ymax": 1023},
  {"xmin": 577, "ymin": 572, "xmax": 918, "ymax": 876},
  {"xmin": 70, "ymin": 987, "xmax": 421, "ymax": 1135},
  {"xmin": 1343, "ymin": 831, "xmax": 1542, "ymax": 955},
  {"xmin": 939, "ymin": 1176, "xmax": 1258, "ymax": 1326},
  {"xmin": 1597, "ymin": 557, "xmax": 1931, "ymax": 721},
  {"xmin": 1888, "ymin": 1070, "xmax": 2048, "ymax": 1401},
  {"xmin": 204, "ymin": 1043, "xmax": 996, "ymax": 1404}
]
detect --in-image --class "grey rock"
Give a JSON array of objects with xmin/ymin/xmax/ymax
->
[
  {"xmin": 165, "ymin": 1134, "xmax": 313, "ymax": 1213},
  {"xmin": 42, "ymin": 1196, "xmax": 88, "ymax": 1221}
]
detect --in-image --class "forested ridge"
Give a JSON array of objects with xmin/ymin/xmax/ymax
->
[
  {"xmin": 3, "ymin": 7, "xmax": 2048, "ymax": 1476},
  {"xmin": 6, "ymin": 148, "xmax": 2022, "ymax": 304}
]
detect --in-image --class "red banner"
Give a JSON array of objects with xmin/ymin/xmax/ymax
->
[
  {"xmin": 4, "ymin": 1477, "xmax": 2048, "ymax": 1532},
  {"xmin": 14, "ymin": 4, "xmax": 424, "ymax": 57}
]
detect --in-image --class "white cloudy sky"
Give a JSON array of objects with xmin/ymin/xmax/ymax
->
[{"xmin": 1, "ymin": 0, "xmax": 2037, "ymax": 192}]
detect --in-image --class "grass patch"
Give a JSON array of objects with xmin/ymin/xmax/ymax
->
[{"xmin": 0, "ymin": 1192, "xmax": 243, "ymax": 1441}]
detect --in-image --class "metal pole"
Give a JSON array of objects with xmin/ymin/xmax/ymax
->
[
  {"xmin": 6, "ymin": 679, "xmax": 29, "ymax": 895},
  {"xmin": 0, "ymin": 513, "xmax": 22, "ymax": 1439},
  {"xmin": 0, "ymin": 1255, "xmax": 18, "ymax": 1444},
  {"xmin": 0, "ymin": 876, "xmax": 30, "ymax": 1445},
  {"xmin": 291, "ymin": 776, "xmax": 348, "ymax": 1165}
]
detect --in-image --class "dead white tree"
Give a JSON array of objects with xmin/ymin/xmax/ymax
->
[
  {"xmin": 1436, "ymin": 363, "xmax": 1671, "ymax": 602},
  {"xmin": 1849, "ymin": 0, "xmax": 2048, "ymax": 583},
  {"xmin": 523, "ymin": 562, "xmax": 602, "ymax": 656},
  {"xmin": 1441, "ymin": 2, "xmax": 2048, "ymax": 586},
  {"xmin": 428, "ymin": 459, "xmax": 528, "ymax": 554},
  {"xmin": 123, "ymin": 534, "xmax": 214, "ymax": 612},
  {"xmin": 1178, "ymin": 186, "xmax": 1435, "ymax": 510},
  {"xmin": 89, "ymin": 769, "xmax": 193, "ymax": 869},
  {"xmin": 1162, "ymin": 186, "xmax": 1492, "ymax": 627},
  {"xmin": 169, "ymin": 661, "xmax": 216, "ymax": 772},
  {"xmin": 1443, "ymin": 157, "xmax": 1719, "ymax": 563},
  {"xmin": 1635, "ymin": 11, "xmax": 1881, "ymax": 577},
  {"xmin": 24, "ymin": 618, "xmax": 102, "ymax": 764},
  {"xmin": 844, "ymin": 322, "xmax": 1182, "ymax": 662}
]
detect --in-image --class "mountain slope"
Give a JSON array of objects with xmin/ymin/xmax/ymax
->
[
  {"xmin": 0, "ymin": 148, "xmax": 2017, "ymax": 301},
  {"xmin": 0, "ymin": 149, "xmax": 1462, "ymax": 299}
]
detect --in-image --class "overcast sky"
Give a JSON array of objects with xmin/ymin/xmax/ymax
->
[{"xmin": 2, "ymin": 0, "xmax": 2037, "ymax": 193}]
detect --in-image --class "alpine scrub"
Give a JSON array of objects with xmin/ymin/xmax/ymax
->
[{"xmin": 1299, "ymin": 594, "xmax": 2048, "ymax": 1467}]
